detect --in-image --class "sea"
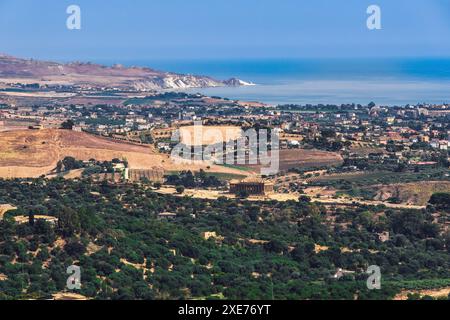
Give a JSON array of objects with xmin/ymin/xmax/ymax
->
[{"xmin": 100, "ymin": 58, "xmax": 450, "ymax": 106}]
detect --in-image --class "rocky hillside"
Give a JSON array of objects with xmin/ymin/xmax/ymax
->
[
  {"xmin": 0, "ymin": 54, "xmax": 251, "ymax": 90},
  {"xmin": 373, "ymin": 181, "xmax": 450, "ymax": 206}
]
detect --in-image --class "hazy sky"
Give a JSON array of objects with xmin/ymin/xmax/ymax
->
[{"xmin": 1, "ymin": 0, "xmax": 450, "ymax": 61}]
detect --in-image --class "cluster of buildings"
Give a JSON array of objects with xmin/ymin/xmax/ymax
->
[
  {"xmin": 273, "ymin": 104, "xmax": 450, "ymax": 168},
  {"xmin": 1, "ymin": 93, "xmax": 449, "ymax": 177}
]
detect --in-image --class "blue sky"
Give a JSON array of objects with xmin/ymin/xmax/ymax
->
[{"xmin": 0, "ymin": 0, "xmax": 450, "ymax": 61}]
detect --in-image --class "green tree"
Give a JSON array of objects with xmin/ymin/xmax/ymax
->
[
  {"xmin": 57, "ymin": 206, "xmax": 81, "ymax": 237},
  {"xmin": 176, "ymin": 185, "xmax": 185, "ymax": 194},
  {"xmin": 60, "ymin": 120, "xmax": 74, "ymax": 130}
]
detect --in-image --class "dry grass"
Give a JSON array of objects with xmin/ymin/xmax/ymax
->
[
  {"xmin": 373, "ymin": 181, "xmax": 450, "ymax": 206},
  {"xmin": 394, "ymin": 287, "xmax": 450, "ymax": 300},
  {"xmin": 14, "ymin": 215, "xmax": 58, "ymax": 224},
  {"xmin": 244, "ymin": 149, "xmax": 343, "ymax": 172},
  {"xmin": 179, "ymin": 125, "xmax": 242, "ymax": 146},
  {"xmin": 0, "ymin": 204, "xmax": 17, "ymax": 219},
  {"xmin": 0, "ymin": 91, "xmax": 76, "ymax": 98},
  {"xmin": 0, "ymin": 129, "xmax": 249, "ymax": 178},
  {"xmin": 52, "ymin": 293, "xmax": 89, "ymax": 301},
  {"xmin": 314, "ymin": 244, "xmax": 330, "ymax": 253}
]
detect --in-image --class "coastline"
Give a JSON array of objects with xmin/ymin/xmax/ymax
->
[{"xmin": 105, "ymin": 58, "xmax": 450, "ymax": 106}]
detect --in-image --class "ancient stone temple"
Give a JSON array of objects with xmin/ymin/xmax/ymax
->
[{"xmin": 229, "ymin": 177, "xmax": 274, "ymax": 195}]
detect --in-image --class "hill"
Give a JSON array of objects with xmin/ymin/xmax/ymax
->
[
  {"xmin": 373, "ymin": 181, "xmax": 450, "ymax": 206},
  {"xmin": 0, "ymin": 178, "xmax": 448, "ymax": 300},
  {"xmin": 0, "ymin": 129, "xmax": 248, "ymax": 178},
  {"xmin": 0, "ymin": 54, "xmax": 249, "ymax": 90}
]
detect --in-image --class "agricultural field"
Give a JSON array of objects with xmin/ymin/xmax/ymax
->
[
  {"xmin": 372, "ymin": 181, "xmax": 450, "ymax": 206},
  {"xmin": 309, "ymin": 168, "xmax": 450, "ymax": 186},
  {"xmin": 0, "ymin": 129, "xmax": 248, "ymax": 178},
  {"xmin": 179, "ymin": 125, "xmax": 242, "ymax": 146},
  {"xmin": 306, "ymin": 170, "xmax": 450, "ymax": 206},
  {"xmin": 243, "ymin": 149, "xmax": 343, "ymax": 173}
]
